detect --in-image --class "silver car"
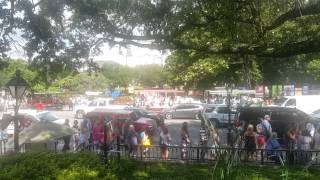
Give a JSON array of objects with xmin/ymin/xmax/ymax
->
[
  {"xmin": 164, "ymin": 104, "xmax": 204, "ymax": 119},
  {"xmin": 203, "ymin": 105, "xmax": 236, "ymax": 127}
]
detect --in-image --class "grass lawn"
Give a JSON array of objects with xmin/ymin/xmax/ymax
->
[{"xmin": 0, "ymin": 153, "xmax": 319, "ymax": 180}]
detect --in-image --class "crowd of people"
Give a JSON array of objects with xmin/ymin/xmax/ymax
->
[
  {"xmin": 60, "ymin": 114, "xmax": 212, "ymax": 161},
  {"xmin": 242, "ymin": 115, "xmax": 320, "ymax": 161},
  {"xmin": 135, "ymin": 94, "xmax": 201, "ymax": 109}
]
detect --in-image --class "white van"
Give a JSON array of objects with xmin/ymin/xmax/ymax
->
[{"xmin": 272, "ymin": 96, "xmax": 320, "ymax": 114}]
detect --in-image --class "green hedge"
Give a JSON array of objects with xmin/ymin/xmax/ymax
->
[{"xmin": 0, "ymin": 153, "xmax": 319, "ymax": 180}]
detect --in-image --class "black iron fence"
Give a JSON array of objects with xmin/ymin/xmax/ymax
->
[
  {"xmin": 1, "ymin": 140, "xmax": 320, "ymax": 167},
  {"xmin": 0, "ymin": 140, "xmax": 7, "ymax": 155},
  {"xmin": 116, "ymin": 144, "xmax": 320, "ymax": 166}
]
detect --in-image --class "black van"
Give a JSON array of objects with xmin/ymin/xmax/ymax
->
[{"xmin": 234, "ymin": 106, "xmax": 319, "ymax": 146}]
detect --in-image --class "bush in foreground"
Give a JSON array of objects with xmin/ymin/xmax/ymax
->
[{"xmin": 0, "ymin": 153, "xmax": 319, "ymax": 180}]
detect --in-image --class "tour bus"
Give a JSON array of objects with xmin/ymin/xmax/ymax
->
[{"xmin": 204, "ymin": 89, "xmax": 257, "ymax": 105}]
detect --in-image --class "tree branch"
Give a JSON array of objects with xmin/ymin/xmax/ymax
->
[{"xmin": 265, "ymin": 0, "xmax": 320, "ymax": 31}]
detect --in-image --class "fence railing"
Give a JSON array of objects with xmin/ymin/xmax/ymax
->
[
  {"xmin": 2, "ymin": 140, "xmax": 320, "ymax": 167},
  {"xmin": 115, "ymin": 144, "xmax": 320, "ymax": 166},
  {"xmin": 0, "ymin": 140, "xmax": 7, "ymax": 156}
]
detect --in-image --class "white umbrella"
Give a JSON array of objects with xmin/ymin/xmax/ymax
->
[{"xmin": 7, "ymin": 121, "xmax": 75, "ymax": 146}]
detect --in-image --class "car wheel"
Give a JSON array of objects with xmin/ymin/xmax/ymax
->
[
  {"xmin": 195, "ymin": 112, "xmax": 200, "ymax": 120},
  {"xmin": 76, "ymin": 110, "xmax": 85, "ymax": 119},
  {"xmin": 165, "ymin": 113, "xmax": 173, "ymax": 120}
]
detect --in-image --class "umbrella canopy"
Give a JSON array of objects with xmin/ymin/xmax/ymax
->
[{"xmin": 7, "ymin": 121, "xmax": 75, "ymax": 146}]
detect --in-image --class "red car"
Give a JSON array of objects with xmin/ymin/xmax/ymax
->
[{"xmin": 86, "ymin": 109, "xmax": 157, "ymax": 136}]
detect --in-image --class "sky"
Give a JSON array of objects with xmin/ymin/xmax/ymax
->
[
  {"xmin": 8, "ymin": 43, "xmax": 169, "ymax": 67},
  {"xmin": 93, "ymin": 44, "xmax": 169, "ymax": 67}
]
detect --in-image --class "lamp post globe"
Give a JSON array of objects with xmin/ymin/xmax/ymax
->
[{"xmin": 5, "ymin": 70, "xmax": 29, "ymax": 152}]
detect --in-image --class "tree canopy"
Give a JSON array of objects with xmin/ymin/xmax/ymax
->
[
  {"xmin": 2, "ymin": 1, "xmax": 320, "ymax": 64},
  {"xmin": 2, "ymin": 0, "xmax": 320, "ymax": 90}
]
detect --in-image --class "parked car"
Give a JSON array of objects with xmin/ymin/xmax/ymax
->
[
  {"xmin": 202, "ymin": 105, "xmax": 236, "ymax": 127},
  {"xmin": 73, "ymin": 98, "xmax": 129, "ymax": 118},
  {"xmin": 36, "ymin": 111, "xmax": 66, "ymax": 125},
  {"xmin": 125, "ymin": 107, "xmax": 164, "ymax": 126},
  {"xmin": 234, "ymin": 106, "xmax": 319, "ymax": 146},
  {"xmin": 86, "ymin": 109, "xmax": 157, "ymax": 136},
  {"xmin": 271, "ymin": 95, "xmax": 320, "ymax": 114},
  {"xmin": 310, "ymin": 108, "xmax": 320, "ymax": 119},
  {"xmin": 163, "ymin": 103, "xmax": 204, "ymax": 119}
]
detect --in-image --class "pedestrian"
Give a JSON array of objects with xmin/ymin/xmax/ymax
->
[
  {"xmin": 266, "ymin": 132, "xmax": 281, "ymax": 161},
  {"xmin": 261, "ymin": 115, "xmax": 272, "ymax": 140},
  {"xmin": 297, "ymin": 129, "xmax": 312, "ymax": 151},
  {"xmin": 181, "ymin": 122, "xmax": 191, "ymax": 159},
  {"xmin": 286, "ymin": 124, "xmax": 299, "ymax": 164},
  {"xmin": 92, "ymin": 118, "xmax": 105, "ymax": 152},
  {"xmin": 72, "ymin": 120, "xmax": 80, "ymax": 150},
  {"xmin": 64, "ymin": 118, "xmax": 70, "ymax": 128},
  {"xmin": 78, "ymin": 118, "xmax": 91, "ymax": 151},
  {"xmin": 297, "ymin": 129, "xmax": 313, "ymax": 163},
  {"xmin": 244, "ymin": 124, "xmax": 257, "ymax": 161},
  {"xmin": 160, "ymin": 126, "xmax": 171, "ymax": 160},
  {"xmin": 313, "ymin": 126, "xmax": 320, "ymax": 150},
  {"xmin": 62, "ymin": 119, "xmax": 71, "ymax": 152},
  {"xmin": 256, "ymin": 121, "xmax": 266, "ymax": 149},
  {"xmin": 140, "ymin": 130, "xmax": 151, "ymax": 156},
  {"xmin": 199, "ymin": 120, "xmax": 209, "ymax": 161},
  {"xmin": 127, "ymin": 125, "xmax": 139, "ymax": 157},
  {"xmin": 286, "ymin": 124, "xmax": 298, "ymax": 150}
]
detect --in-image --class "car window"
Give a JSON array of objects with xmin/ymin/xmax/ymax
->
[
  {"xmin": 205, "ymin": 106, "xmax": 216, "ymax": 113},
  {"xmin": 217, "ymin": 107, "xmax": 229, "ymax": 113},
  {"xmin": 175, "ymin": 105, "xmax": 186, "ymax": 109},
  {"xmin": 285, "ymin": 99, "xmax": 296, "ymax": 106},
  {"xmin": 99, "ymin": 100, "xmax": 106, "ymax": 106},
  {"xmin": 37, "ymin": 112, "xmax": 59, "ymax": 122},
  {"xmin": 88, "ymin": 101, "xmax": 97, "ymax": 107}
]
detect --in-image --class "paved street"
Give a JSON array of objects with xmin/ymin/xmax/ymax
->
[
  {"xmin": 52, "ymin": 110, "xmax": 202, "ymax": 145},
  {"xmin": 52, "ymin": 110, "xmax": 232, "ymax": 146}
]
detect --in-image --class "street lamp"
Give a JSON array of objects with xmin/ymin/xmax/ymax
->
[
  {"xmin": 226, "ymin": 83, "xmax": 235, "ymax": 147},
  {"xmin": 6, "ymin": 70, "xmax": 29, "ymax": 152}
]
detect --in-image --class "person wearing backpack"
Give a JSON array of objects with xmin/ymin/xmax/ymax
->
[{"xmin": 261, "ymin": 115, "xmax": 272, "ymax": 141}]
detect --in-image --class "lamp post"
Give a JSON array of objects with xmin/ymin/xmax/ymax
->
[
  {"xmin": 226, "ymin": 83, "xmax": 234, "ymax": 147},
  {"xmin": 6, "ymin": 70, "xmax": 29, "ymax": 152}
]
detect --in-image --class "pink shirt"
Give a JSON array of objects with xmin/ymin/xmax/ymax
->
[{"xmin": 92, "ymin": 122, "xmax": 104, "ymax": 143}]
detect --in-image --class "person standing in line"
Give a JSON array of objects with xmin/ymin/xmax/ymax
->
[
  {"xmin": 92, "ymin": 118, "xmax": 105, "ymax": 152},
  {"xmin": 160, "ymin": 126, "xmax": 171, "ymax": 160},
  {"xmin": 261, "ymin": 115, "xmax": 272, "ymax": 141},
  {"xmin": 181, "ymin": 122, "xmax": 191, "ymax": 159},
  {"xmin": 78, "ymin": 118, "xmax": 91, "ymax": 151},
  {"xmin": 64, "ymin": 119, "xmax": 70, "ymax": 128},
  {"xmin": 313, "ymin": 126, "xmax": 320, "ymax": 150},
  {"xmin": 127, "ymin": 125, "xmax": 139, "ymax": 157},
  {"xmin": 72, "ymin": 120, "xmax": 80, "ymax": 151},
  {"xmin": 199, "ymin": 120, "xmax": 209, "ymax": 161},
  {"xmin": 256, "ymin": 121, "xmax": 266, "ymax": 149},
  {"xmin": 244, "ymin": 124, "xmax": 257, "ymax": 161},
  {"xmin": 62, "ymin": 119, "xmax": 71, "ymax": 152}
]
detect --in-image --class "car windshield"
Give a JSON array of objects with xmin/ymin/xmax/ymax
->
[
  {"xmin": 273, "ymin": 98, "xmax": 288, "ymax": 106},
  {"xmin": 37, "ymin": 112, "xmax": 59, "ymax": 122}
]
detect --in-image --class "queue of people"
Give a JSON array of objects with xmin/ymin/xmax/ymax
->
[{"xmin": 242, "ymin": 114, "xmax": 320, "ymax": 161}]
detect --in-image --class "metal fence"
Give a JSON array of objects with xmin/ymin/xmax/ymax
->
[
  {"xmin": 116, "ymin": 144, "xmax": 320, "ymax": 166},
  {"xmin": 1, "ymin": 140, "xmax": 320, "ymax": 167},
  {"xmin": 0, "ymin": 140, "xmax": 7, "ymax": 155}
]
